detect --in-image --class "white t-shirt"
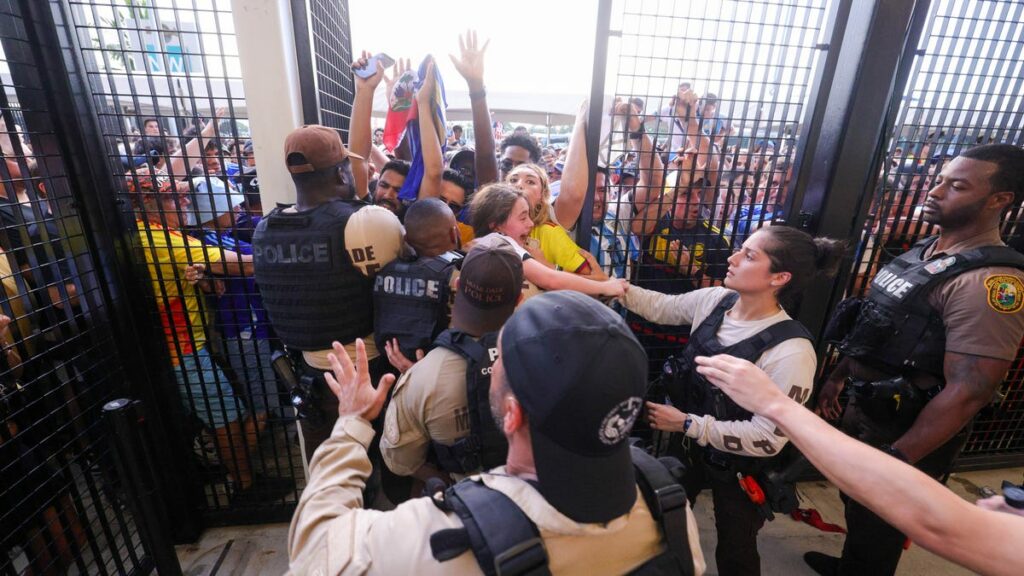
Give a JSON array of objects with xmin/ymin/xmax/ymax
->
[{"xmin": 622, "ymin": 285, "xmax": 817, "ymax": 457}]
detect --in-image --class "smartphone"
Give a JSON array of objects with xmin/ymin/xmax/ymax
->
[{"xmin": 354, "ymin": 53, "xmax": 395, "ymax": 79}]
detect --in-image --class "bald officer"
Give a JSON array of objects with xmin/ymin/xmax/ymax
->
[
  {"xmin": 287, "ymin": 291, "xmax": 706, "ymax": 575},
  {"xmin": 253, "ymin": 125, "xmax": 402, "ymax": 461}
]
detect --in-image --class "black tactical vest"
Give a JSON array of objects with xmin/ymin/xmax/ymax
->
[
  {"xmin": 430, "ymin": 330, "xmax": 508, "ymax": 475},
  {"xmin": 252, "ymin": 199, "xmax": 373, "ymax": 350},
  {"xmin": 835, "ymin": 236, "xmax": 1024, "ymax": 378},
  {"xmin": 373, "ymin": 251, "xmax": 461, "ymax": 359},
  {"xmin": 662, "ymin": 292, "xmax": 811, "ymax": 470}
]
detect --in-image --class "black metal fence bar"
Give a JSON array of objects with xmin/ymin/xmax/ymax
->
[{"xmin": 1, "ymin": 0, "xmax": 151, "ymax": 572}]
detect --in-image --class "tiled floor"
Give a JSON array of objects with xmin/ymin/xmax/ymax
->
[{"xmin": 176, "ymin": 466, "xmax": 1024, "ymax": 575}]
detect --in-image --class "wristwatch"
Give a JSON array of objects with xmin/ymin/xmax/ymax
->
[{"xmin": 683, "ymin": 416, "xmax": 693, "ymax": 434}]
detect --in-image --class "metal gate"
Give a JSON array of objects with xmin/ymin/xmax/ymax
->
[
  {"xmin": 847, "ymin": 0, "xmax": 1024, "ymax": 468},
  {"xmin": 65, "ymin": 0, "xmax": 306, "ymax": 524},
  {"xmin": 1, "ymin": 1, "xmax": 151, "ymax": 573},
  {"xmin": 591, "ymin": 0, "xmax": 1024, "ymax": 469},
  {"xmin": 588, "ymin": 0, "xmax": 834, "ymax": 374}
]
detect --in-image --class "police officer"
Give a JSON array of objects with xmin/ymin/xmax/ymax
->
[
  {"xmin": 287, "ymin": 291, "xmax": 706, "ymax": 575},
  {"xmin": 373, "ymin": 198, "xmax": 461, "ymax": 365},
  {"xmin": 623, "ymin": 226, "xmax": 844, "ymax": 576},
  {"xmin": 805, "ymin": 144, "xmax": 1024, "ymax": 576},
  {"xmin": 252, "ymin": 125, "xmax": 402, "ymax": 462},
  {"xmin": 380, "ymin": 234, "xmax": 522, "ymax": 483}
]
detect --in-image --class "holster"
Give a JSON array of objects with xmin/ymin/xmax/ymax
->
[
  {"xmin": 848, "ymin": 375, "xmax": 927, "ymax": 427},
  {"xmin": 271, "ymin": 349, "xmax": 327, "ymax": 425}
]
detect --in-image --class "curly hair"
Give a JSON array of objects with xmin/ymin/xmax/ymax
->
[{"xmin": 499, "ymin": 134, "xmax": 542, "ymax": 163}]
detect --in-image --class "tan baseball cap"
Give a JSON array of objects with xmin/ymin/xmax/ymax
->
[
  {"xmin": 344, "ymin": 205, "xmax": 404, "ymax": 277},
  {"xmin": 284, "ymin": 125, "xmax": 363, "ymax": 174}
]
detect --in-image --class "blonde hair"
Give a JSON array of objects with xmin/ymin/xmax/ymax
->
[{"xmin": 507, "ymin": 163, "xmax": 552, "ymax": 227}]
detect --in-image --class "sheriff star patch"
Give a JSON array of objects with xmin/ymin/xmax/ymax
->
[{"xmin": 984, "ymin": 274, "xmax": 1024, "ymax": 314}]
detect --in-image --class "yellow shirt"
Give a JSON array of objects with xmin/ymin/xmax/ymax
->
[
  {"xmin": 457, "ymin": 221, "xmax": 475, "ymax": 248},
  {"xmin": 135, "ymin": 220, "xmax": 222, "ymax": 364},
  {"xmin": 530, "ymin": 222, "xmax": 586, "ymax": 272}
]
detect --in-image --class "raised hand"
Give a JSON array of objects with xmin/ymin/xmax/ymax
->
[
  {"xmin": 614, "ymin": 101, "xmax": 644, "ymax": 133},
  {"xmin": 383, "ymin": 57, "xmax": 412, "ymax": 100},
  {"xmin": 201, "ymin": 107, "xmax": 227, "ymax": 137},
  {"xmin": 416, "ymin": 58, "xmax": 437, "ymax": 107},
  {"xmin": 352, "ymin": 50, "xmax": 386, "ymax": 93},
  {"xmin": 674, "ymin": 89, "xmax": 699, "ymax": 121},
  {"xmin": 449, "ymin": 29, "xmax": 489, "ymax": 88},
  {"xmin": 385, "ymin": 338, "xmax": 424, "ymax": 374},
  {"xmin": 324, "ymin": 339, "xmax": 397, "ymax": 421}
]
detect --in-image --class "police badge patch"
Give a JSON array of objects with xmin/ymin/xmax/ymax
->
[{"xmin": 984, "ymin": 274, "xmax": 1024, "ymax": 314}]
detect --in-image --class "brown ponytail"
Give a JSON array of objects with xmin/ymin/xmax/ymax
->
[{"xmin": 760, "ymin": 225, "xmax": 846, "ymax": 306}]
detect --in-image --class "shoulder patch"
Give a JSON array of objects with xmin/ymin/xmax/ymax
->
[{"xmin": 984, "ymin": 274, "xmax": 1024, "ymax": 314}]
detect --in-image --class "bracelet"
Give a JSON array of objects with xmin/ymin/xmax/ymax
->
[
  {"xmin": 469, "ymin": 88, "xmax": 487, "ymax": 101},
  {"xmin": 628, "ymin": 125, "xmax": 646, "ymax": 140},
  {"xmin": 683, "ymin": 417, "xmax": 693, "ymax": 434}
]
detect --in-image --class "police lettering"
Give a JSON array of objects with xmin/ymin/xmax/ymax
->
[
  {"xmin": 873, "ymin": 270, "xmax": 914, "ymax": 299},
  {"xmin": 374, "ymin": 275, "xmax": 441, "ymax": 299},
  {"xmin": 253, "ymin": 242, "xmax": 329, "ymax": 264},
  {"xmin": 487, "ymin": 347, "xmax": 499, "ymax": 363}
]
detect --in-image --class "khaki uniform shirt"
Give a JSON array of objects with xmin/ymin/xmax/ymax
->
[
  {"xmin": 380, "ymin": 346, "xmax": 472, "ymax": 477},
  {"xmin": 922, "ymin": 228, "xmax": 1024, "ymax": 361},
  {"xmin": 287, "ymin": 416, "xmax": 706, "ymax": 575}
]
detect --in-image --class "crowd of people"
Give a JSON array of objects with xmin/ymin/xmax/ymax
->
[{"xmin": 2, "ymin": 24, "xmax": 1019, "ymax": 576}]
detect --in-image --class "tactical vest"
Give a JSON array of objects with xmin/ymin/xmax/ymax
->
[
  {"xmin": 428, "ymin": 446, "xmax": 694, "ymax": 576},
  {"xmin": 252, "ymin": 199, "xmax": 373, "ymax": 350},
  {"xmin": 373, "ymin": 252, "xmax": 461, "ymax": 358},
  {"xmin": 661, "ymin": 292, "xmax": 811, "ymax": 471},
  {"xmin": 430, "ymin": 330, "xmax": 507, "ymax": 475},
  {"xmin": 834, "ymin": 236, "xmax": 1024, "ymax": 378}
]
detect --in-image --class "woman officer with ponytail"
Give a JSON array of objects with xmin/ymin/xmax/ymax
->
[{"xmin": 621, "ymin": 225, "xmax": 845, "ymax": 576}]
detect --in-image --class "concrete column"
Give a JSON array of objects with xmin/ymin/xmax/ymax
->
[{"xmin": 232, "ymin": 0, "xmax": 303, "ymax": 208}]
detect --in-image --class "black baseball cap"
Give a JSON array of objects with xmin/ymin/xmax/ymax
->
[
  {"xmin": 500, "ymin": 291, "xmax": 647, "ymax": 523},
  {"xmin": 452, "ymin": 234, "xmax": 524, "ymax": 335}
]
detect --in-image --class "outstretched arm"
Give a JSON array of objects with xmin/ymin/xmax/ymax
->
[
  {"xmin": 695, "ymin": 354, "xmax": 1024, "ymax": 576},
  {"xmin": 350, "ymin": 51, "xmax": 390, "ymax": 200},
  {"xmin": 416, "ymin": 58, "xmax": 443, "ymax": 199},
  {"xmin": 450, "ymin": 30, "xmax": 497, "ymax": 186},
  {"xmin": 554, "ymin": 100, "xmax": 591, "ymax": 229},
  {"xmin": 167, "ymin": 108, "xmax": 224, "ymax": 179},
  {"xmin": 892, "ymin": 351, "xmax": 1011, "ymax": 463},
  {"xmin": 523, "ymin": 258, "xmax": 625, "ymax": 297}
]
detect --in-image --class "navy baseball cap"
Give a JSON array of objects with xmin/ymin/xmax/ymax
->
[{"xmin": 500, "ymin": 291, "xmax": 648, "ymax": 523}]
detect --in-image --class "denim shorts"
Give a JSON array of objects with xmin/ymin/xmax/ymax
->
[{"xmin": 176, "ymin": 346, "xmax": 245, "ymax": 429}]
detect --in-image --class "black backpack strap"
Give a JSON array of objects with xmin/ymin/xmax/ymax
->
[
  {"xmin": 432, "ymin": 330, "xmax": 507, "ymax": 474},
  {"xmin": 630, "ymin": 446, "xmax": 694, "ymax": 576},
  {"xmin": 430, "ymin": 479, "xmax": 551, "ymax": 576}
]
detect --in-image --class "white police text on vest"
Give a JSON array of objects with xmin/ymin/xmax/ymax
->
[
  {"xmin": 374, "ymin": 275, "xmax": 441, "ymax": 300},
  {"xmin": 253, "ymin": 241, "xmax": 330, "ymax": 264},
  {"xmin": 873, "ymin": 269, "xmax": 914, "ymax": 299}
]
